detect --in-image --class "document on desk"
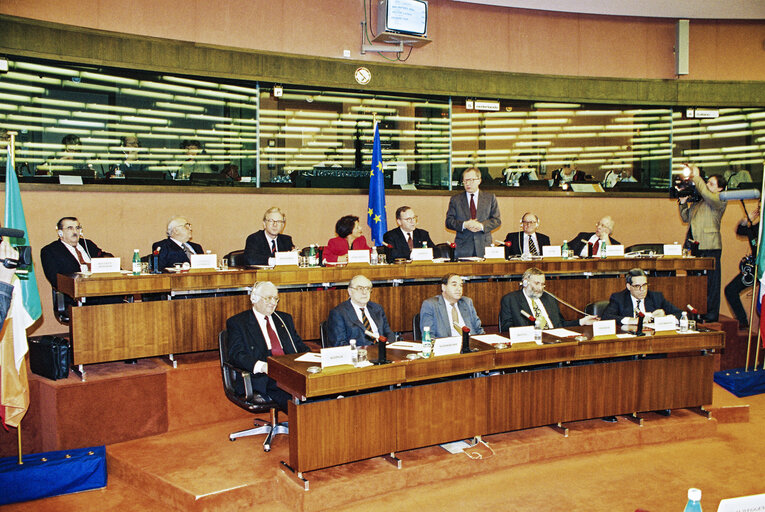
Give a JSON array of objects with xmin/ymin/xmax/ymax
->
[
  {"xmin": 295, "ymin": 352, "xmax": 323, "ymax": 363},
  {"xmin": 387, "ymin": 341, "xmax": 423, "ymax": 351},
  {"xmin": 543, "ymin": 328, "xmax": 580, "ymax": 338},
  {"xmin": 472, "ymin": 334, "xmax": 510, "ymax": 345}
]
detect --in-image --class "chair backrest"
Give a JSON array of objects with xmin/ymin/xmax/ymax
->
[
  {"xmin": 224, "ymin": 250, "xmax": 246, "ymax": 267},
  {"xmin": 51, "ymin": 288, "xmax": 69, "ymax": 324},
  {"xmin": 625, "ymin": 243, "xmax": 664, "ymax": 255},
  {"xmin": 585, "ymin": 300, "xmax": 610, "ymax": 317},
  {"xmin": 433, "ymin": 243, "xmax": 452, "ymax": 260},
  {"xmin": 320, "ymin": 320, "xmax": 330, "ymax": 348},
  {"xmin": 218, "ymin": 330, "xmax": 235, "ymax": 393},
  {"xmin": 412, "ymin": 313, "xmax": 422, "ymax": 341}
]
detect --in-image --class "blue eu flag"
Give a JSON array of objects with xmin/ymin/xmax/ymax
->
[{"xmin": 367, "ymin": 123, "xmax": 387, "ymax": 246}]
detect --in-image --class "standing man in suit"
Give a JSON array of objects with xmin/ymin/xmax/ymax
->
[
  {"xmin": 152, "ymin": 216, "xmax": 204, "ymax": 270},
  {"xmin": 445, "ymin": 167, "xmax": 501, "ymax": 258},
  {"xmin": 419, "ymin": 273, "xmax": 484, "ymax": 338},
  {"xmin": 40, "ymin": 216, "xmax": 113, "ymax": 289},
  {"xmin": 568, "ymin": 216, "xmax": 621, "ymax": 257},
  {"xmin": 226, "ymin": 281, "xmax": 309, "ymax": 411},
  {"xmin": 327, "ymin": 274, "xmax": 394, "ymax": 346},
  {"xmin": 499, "ymin": 267, "xmax": 597, "ymax": 331},
  {"xmin": 505, "ymin": 212, "xmax": 551, "ymax": 257},
  {"xmin": 678, "ymin": 164, "xmax": 727, "ymax": 322},
  {"xmin": 244, "ymin": 207, "xmax": 295, "ymax": 266},
  {"xmin": 383, "ymin": 206, "xmax": 435, "ymax": 260},
  {"xmin": 601, "ymin": 268, "xmax": 682, "ymax": 325}
]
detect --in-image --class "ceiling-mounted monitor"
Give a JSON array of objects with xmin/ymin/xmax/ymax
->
[{"xmin": 377, "ymin": 0, "xmax": 428, "ymax": 38}]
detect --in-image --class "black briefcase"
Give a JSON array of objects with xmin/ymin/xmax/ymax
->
[{"xmin": 28, "ymin": 335, "xmax": 71, "ymax": 380}]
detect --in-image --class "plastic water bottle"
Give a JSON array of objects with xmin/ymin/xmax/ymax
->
[
  {"xmin": 132, "ymin": 249, "xmax": 141, "ymax": 275},
  {"xmin": 349, "ymin": 339, "xmax": 358, "ymax": 365},
  {"xmin": 600, "ymin": 241, "xmax": 607, "ymax": 259},
  {"xmin": 684, "ymin": 488, "xmax": 702, "ymax": 512},
  {"xmin": 308, "ymin": 244, "xmax": 318, "ymax": 267},
  {"xmin": 370, "ymin": 247, "xmax": 378, "ymax": 265},
  {"xmin": 679, "ymin": 311, "xmax": 689, "ymax": 333},
  {"xmin": 561, "ymin": 240, "xmax": 569, "ymax": 260},
  {"xmin": 422, "ymin": 326, "xmax": 433, "ymax": 358},
  {"xmin": 534, "ymin": 318, "xmax": 543, "ymax": 343}
]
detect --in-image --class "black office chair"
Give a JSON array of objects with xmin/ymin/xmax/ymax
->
[
  {"xmin": 585, "ymin": 300, "xmax": 610, "ymax": 317},
  {"xmin": 625, "ymin": 244, "xmax": 664, "ymax": 255},
  {"xmin": 433, "ymin": 243, "xmax": 452, "ymax": 260},
  {"xmin": 412, "ymin": 313, "xmax": 422, "ymax": 341},
  {"xmin": 51, "ymin": 288, "xmax": 70, "ymax": 324},
  {"xmin": 320, "ymin": 320, "xmax": 330, "ymax": 348},
  {"xmin": 218, "ymin": 330, "xmax": 288, "ymax": 452},
  {"xmin": 224, "ymin": 250, "xmax": 247, "ymax": 267}
]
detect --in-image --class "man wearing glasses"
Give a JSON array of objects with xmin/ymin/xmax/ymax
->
[
  {"xmin": 504, "ymin": 212, "xmax": 551, "ymax": 258},
  {"xmin": 152, "ymin": 216, "xmax": 204, "ymax": 270},
  {"xmin": 601, "ymin": 268, "xmax": 682, "ymax": 325},
  {"xmin": 568, "ymin": 216, "xmax": 621, "ymax": 258},
  {"xmin": 244, "ymin": 207, "xmax": 295, "ymax": 266},
  {"xmin": 445, "ymin": 167, "xmax": 501, "ymax": 258},
  {"xmin": 226, "ymin": 281, "xmax": 309, "ymax": 411},
  {"xmin": 40, "ymin": 216, "xmax": 113, "ymax": 288},
  {"xmin": 383, "ymin": 206, "xmax": 435, "ymax": 260},
  {"xmin": 327, "ymin": 274, "xmax": 394, "ymax": 346}
]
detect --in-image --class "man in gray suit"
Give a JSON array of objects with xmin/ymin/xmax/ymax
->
[
  {"xmin": 445, "ymin": 167, "xmax": 501, "ymax": 258},
  {"xmin": 419, "ymin": 273, "xmax": 484, "ymax": 338}
]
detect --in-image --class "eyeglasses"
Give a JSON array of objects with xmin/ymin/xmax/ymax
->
[
  {"xmin": 399, "ymin": 216, "xmax": 417, "ymax": 222},
  {"xmin": 350, "ymin": 286, "xmax": 372, "ymax": 293},
  {"xmin": 521, "ymin": 220, "xmax": 537, "ymax": 225},
  {"xmin": 63, "ymin": 225, "xmax": 83, "ymax": 231},
  {"xmin": 184, "ymin": 223, "xmax": 192, "ymax": 228},
  {"xmin": 463, "ymin": 178, "xmax": 481, "ymax": 183},
  {"xmin": 260, "ymin": 296, "xmax": 280, "ymax": 303},
  {"xmin": 265, "ymin": 219, "xmax": 284, "ymax": 225},
  {"xmin": 629, "ymin": 283, "xmax": 648, "ymax": 290}
]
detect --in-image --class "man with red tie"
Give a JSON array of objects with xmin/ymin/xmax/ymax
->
[
  {"xmin": 226, "ymin": 281, "xmax": 309, "ymax": 411},
  {"xmin": 568, "ymin": 216, "xmax": 621, "ymax": 258},
  {"xmin": 383, "ymin": 206, "xmax": 435, "ymax": 260},
  {"xmin": 445, "ymin": 167, "xmax": 501, "ymax": 258},
  {"xmin": 40, "ymin": 216, "xmax": 113, "ymax": 289}
]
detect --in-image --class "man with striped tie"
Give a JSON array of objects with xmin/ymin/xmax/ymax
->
[
  {"xmin": 244, "ymin": 207, "xmax": 295, "ymax": 266},
  {"xmin": 327, "ymin": 274, "xmax": 394, "ymax": 347},
  {"xmin": 601, "ymin": 268, "xmax": 682, "ymax": 326},
  {"xmin": 152, "ymin": 216, "xmax": 204, "ymax": 270},
  {"xmin": 504, "ymin": 212, "xmax": 551, "ymax": 258}
]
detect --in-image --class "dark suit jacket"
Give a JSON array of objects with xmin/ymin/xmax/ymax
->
[
  {"xmin": 383, "ymin": 227, "xmax": 435, "ymax": 260},
  {"xmin": 504, "ymin": 231, "xmax": 551, "ymax": 257},
  {"xmin": 244, "ymin": 230, "xmax": 294, "ymax": 266},
  {"xmin": 226, "ymin": 309, "xmax": 308, "ymax": 399},
  {"xmin": 40, "ymin": 238, "xmax": 112, "ymax": 288},
  {"xmin": 568, "ymin": 232, "xmax": 620, "ymax": 257},
  {"xmin": 499, "ymin": 290, "xmax": 578, "ymax": 331},
  {"xmin": 419, "ymin": 295, "xmax": 484, "ymax": 338},
  {"xmin": 327, "ymin": 299, "xmax": 394, "ymax": 346},
  {"xmin": 445, "ymin": 191, "xmax": 501, "ymax": 258},
  {"xmin": 152, "ymin": 238, "xmax": 204, "ymax": 270},
  {"xmin": 601, "ymin": 289, "xmax": 682, "ymax": 323}
]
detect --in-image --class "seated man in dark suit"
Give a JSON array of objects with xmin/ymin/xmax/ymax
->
[
  {"xmin": 500, "ymin": 267, "xmax": 597, "ymax": 331},
  {"xmin": 244, "ymin": 207, "xmax": 295, "ymax": 266},
  {"xmin": 327, "ymin": 274, "xmax": 394, "ymax": 346},
  {"xmin": 226, "ymin": 281, "xmax": 309, "ymax": 411},
  {"xmin": 568, "ymin": 216, "xmax": 621, "ymax": 257},
  {"xmin": 40, "ymin": 216, "xmax": 113, "ymax": 289},
  {"xmin": 601, "ymin": 268, "xmax": 682, "ymax": 326},
  {"xmin": 383, "ymin": 206, "xmax": 435, "ymax": 260},
  {"xmin": 505, "ymin": 212, "xmax": 551, "ymax": 257},
  {"xmin": 152, "ymin": 216, "xmax": 203, "ymax": 270},
  {"xmin": 419, "ymin": 273, "xmax": 483, "ymax": 338}
]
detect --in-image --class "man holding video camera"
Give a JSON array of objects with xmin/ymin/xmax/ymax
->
[{"xmin": 678, "ymin": 164, "xmax": 727, "ymax": 322}]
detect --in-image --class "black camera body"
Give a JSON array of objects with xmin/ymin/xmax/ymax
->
[
  {"xmin": 0, "ymin": 227, "xmax": 33, "ymax": 269},
  {"xmin": 670, "ymin": 175, "xmax": 702, "ymax": 202},
  {"xmin": 740, "ymin": 255, "xmax": 755, "ymax": 286}
]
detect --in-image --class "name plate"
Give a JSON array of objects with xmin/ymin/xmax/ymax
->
[
  {"xmin": 90, "ymin": 257, "xmax": 120, "ymax": 274},
  {"xmin": 542, "ymin": 245, "xmax": 562, "ymax": 258},
  {"xmin": 410, "ymin": 247, "xmax": 434, "ymax": 261},
  {"xmin": 433, "ymin": 336, "xmax": 461, "ymax": 356},
  {"xmin": 274, "ymin": 251, "xmax": 299, "ymax": 266},
  {"xmin": 482, "ymin": 246, "xmax": 503, "ymax": 259},
  {"xmin": 653, "ymin": 315, "xmax": 677, "ymax": 332},
  {"xmin": 717, "ymin": 493, "xmax": 765, "ymax": 512},
  {"xmin": 605, "ymin": 245, "xmax": 624, "ymax": 257},
  {"xmin": 508, "ymin": 325, "xmax": 535, "ymax": 343},
  {"xmin": 592, "ymin": 319, "xmax": 616, "ymax": 337},
  {"xmin": 190, "ymin": 253, "xmax": 217, "ymax": 269},
  {"xmin": 320, "ymin": 346, "xmax": 353, "ymax": 368},
  {"xmin": 663, "ymin": 244, "xmax": 682, "ymax": 256},
  {"xmin": 347, "ymin": 249, "xmax": 370, "ymax": 264}
]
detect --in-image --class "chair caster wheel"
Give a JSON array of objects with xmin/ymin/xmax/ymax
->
[
  {"xmin": 264, "ymin": 445, "xmax": 271, "ymax": 452},
  {"xmin": 229, "ymin": 438, "xmax": 236, "ymax": 442}
]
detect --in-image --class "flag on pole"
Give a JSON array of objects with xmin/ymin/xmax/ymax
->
[
  {"xmin": 1, "ymin": 145, "xmax": 42, "ymax": 428},
  {"xmin": 757, "ymin": 191, "xmax": 765, "ymax": 348},
  {"xmin": 367, "ymin": 122, "xmax": 387, "ymax": 246}
]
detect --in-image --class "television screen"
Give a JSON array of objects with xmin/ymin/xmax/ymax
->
[{"xmin": 378, "ymin": 0, "xmax": 428, "ymax": 37}]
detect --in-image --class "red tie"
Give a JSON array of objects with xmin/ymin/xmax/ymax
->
[
  {"xmin": 592, "ymin": 240, "xmax": 600, "ymax": 255},
  {"xmin": 407, "ymin": 233, "xmax": 414, "ymax": 250},
  {"xmin": 75, "ymin": 246, "xmax": 90, "ymax": 271},
  {"xmin": 266, "ymin": 316, "xmax": 284, "ymax": 356},
  {"xmin": 469, "ymin": 194, "xmax": 477, "ymax": 219}
]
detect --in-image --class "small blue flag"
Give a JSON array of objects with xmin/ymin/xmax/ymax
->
[{"xmin": 367, "ymin": 123, "xmax": 387, "ymax": 246}]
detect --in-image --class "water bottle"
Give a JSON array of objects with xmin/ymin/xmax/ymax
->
[
  {"xmin": 561, "ymin": 240, "xmax": 569, "ymax": 260},
  {"xmin": 349, "ymin": 339, "xmax": 358, "ymax": 366},
  {"xmin": 422, "ymin": 326, "xmax": 433, "ymax": 358},
  {"xmin": 132, "ymin": 249, "xmax": 141, "ymax": 275},
  {"xmin": 370, "ymin": 247, "xmax": 378, "ymax": 265},
  {"xmin": 534, "ymin": 318, "xmax": 543, "ymax": 343},
  {"xmin": 679, "ymin": 311, "xmax": 689, "ymax": 333},
  {"xmin": 683, "ymin": 488, "xmax": 702, "ymax": 512},
  {"xmin": 600, "ymin": 241, "xmax": 607, "ymax": 259},
  {"xmin": 308, "ymin": 244, "xmax": 318, "ymax": 267}
]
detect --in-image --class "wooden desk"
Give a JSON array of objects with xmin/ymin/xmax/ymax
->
[
  {"xmin": 57, "ymin": 257, "xmax": 713, "ymax": 367},
  {"xmin": 270, "ymin": 328, "xmax": 723, "ymax": 473}
]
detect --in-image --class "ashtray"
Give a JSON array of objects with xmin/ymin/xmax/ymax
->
[
  {"xmin": 306, "ymin": 366, "xmax": 322, "ymax": 374},
  {"xmin": 406, "ymin": 353, "xmax": 420, "ymax": 360},
  {"xmin": 495, "ymin": 343, "xmax": 508, "ymax": 349},
  {"xmin": 574, "ymin": 335, "xmax": 588, "ymax": 342}
]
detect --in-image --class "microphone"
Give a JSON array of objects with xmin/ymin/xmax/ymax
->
[
  {"xmin": 719, "ymin": 189, "xmax": 761, "ymax": 201},
  {"xmin": 0, "ymin": 227, "xmax": 25, "ymax": 239},
  {"xmin": 521, "ymin": 310, "xmax": 536, "ymax": 323},
  {"xmin": 374, "ymin": 335, "xmax": 389, "ymax": 365},
  {"xmin": 449, "ymin": 242, "xmax": 457, "ymax": 262},
  {"xmin": 495, "ymin": 240, "xmax": 512, "ymax": 247},
  {"xmin": 460, "ymin": 325, "xmax": 471, "ymax": 354},
  {"xmin": 363, "ymin": 329, "xmax": 379, "ymax": 341},
  {"xmin": 636, "ymin": 311, "xmax": 645, "ymax": 336},
  {"xmin": 543, "ymin": 290, "xmax": 588, "ymax": 316},
  {"xmin": 686, "ymin": 304, "xmax": 699, "ymax": 315}
]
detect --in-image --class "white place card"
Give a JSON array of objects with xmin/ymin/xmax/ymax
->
[
  {"xmin": 509, "ymin": 325, "xmax": 535, "ymax": 343},
  {"xmin": 387, "ymin": 341, "xmax": 423, "ymax": 351},
  {"xmin": 542, "ymin": 245, "xmax": 562, "ymax": 258},
  {"xmin": 664, "ymin": 244, "xmax": 683, "ymax": 256},
  {"xmin": 274, "ymin": 251, "xmax": 299, "ymax": 266},
  {"xmin": 347, "ymin": 249, "xmax": 370, "ymax": 264},
  {"xmin": 653, "ymin": 314, "xmax": 677, "ymax": 332},
  {"xmin": 592, "ymin": 319, "xmax": 617, "ymax": 337},
  {"xmin": 472, "ymin": 334, "xmax": 511, "ymax": 345},
  {"xmin": 483, "ymin": 246, "xmax": 505, "ymax": 259},
  {"xmin": 320, "ymin": 346, "xmax": 354, "ymax": 368},
  {"xmin": 190, "ymin": 253, "xmax": 217, "ymax": 269},
  {"xmin": 90, "ymin": 257, "xmax": 120, "ymax": 274},
  {"xmin": 605, "ymin": 245, "xmax": 624, "ymax": 257},
  {"xmin": 717, "ymin": 493, "xmax": 765, "ymax": 512},
  {"xmin": 433, "ymin": 337, "xmax": 461, "ymax": 356},
  {"xmin": 410, "ymin": 247, "xmax": 434, "ymax": 261},
  {"xmin": 58, "ymin": 175, "xmax": 83, "ymax": 185}
]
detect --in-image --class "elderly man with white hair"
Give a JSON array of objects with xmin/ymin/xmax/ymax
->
[
  {"xmin": 152, "ymin": 215, "xmax": 204, "ymax": 270},
  {"xmin": 568, "ymin": 216, "xmax": 621, "ymax": 257},
  {"xmin": 226, "ymin": 281, "xmax": 309, "ymax": 411},
  {"xmin": 327, "ymin": 274, "xmax": 395, "ymax": 347}
]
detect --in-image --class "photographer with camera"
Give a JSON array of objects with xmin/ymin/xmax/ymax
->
[
  {"xmin": 724, "ymin": 205, "xmax": 759, "ymax": 329},
  {"xmin": 678, "ymin": 164, "xmax": 727, "ymax": 322}
]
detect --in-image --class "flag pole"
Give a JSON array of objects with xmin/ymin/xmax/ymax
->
[{"xmin": 17, "ymin": 422, "xmax": 23, "ymax": 465}]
